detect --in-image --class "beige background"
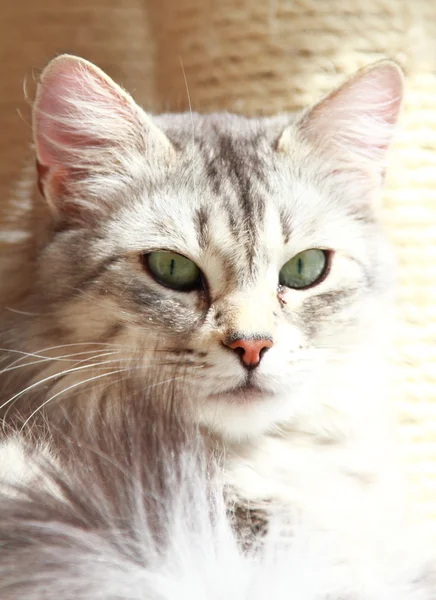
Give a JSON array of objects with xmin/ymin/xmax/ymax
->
[{"xmin": 1, "ymin": 0, "xmax": 435, "ymax": 529}]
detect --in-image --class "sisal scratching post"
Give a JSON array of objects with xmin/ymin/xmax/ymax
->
[{"xmin": 151, "ymin": 0, "xmax": 436, "ymax": 534}]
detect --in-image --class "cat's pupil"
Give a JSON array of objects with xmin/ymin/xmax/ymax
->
[{"xmin": 297, "ymin": 258, "xmax": 303, "ymax": 274}]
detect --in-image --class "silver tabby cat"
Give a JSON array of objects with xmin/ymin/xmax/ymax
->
[{"xmin": 0, "ymin": 55, "xmax": 434, "ymax": 597}]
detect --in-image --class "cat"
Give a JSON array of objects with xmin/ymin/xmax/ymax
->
[
  {"xmin": 0, "ymin": 54, "xmax": 434, "ymax": 594},
  {"xmin": 0, "ymin": 378, "xmax": 433, "ymax": 600}
]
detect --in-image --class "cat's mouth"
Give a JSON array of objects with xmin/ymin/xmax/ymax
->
[{"xmin": 209, "ymin": 382, "xmax": 270, "ymax": 403}]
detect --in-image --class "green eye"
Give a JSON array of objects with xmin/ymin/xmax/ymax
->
[
  {"xmin": 279, "ymin": 249, "xmax": 328, "ymax": 289},
  {"xmin": 145, "ymin": 251, "xmax": 201, "ymax": 291}
]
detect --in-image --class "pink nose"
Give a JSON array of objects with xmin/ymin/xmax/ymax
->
[{"xmin": 226, "ymin": 337, "xmax": 273, "ymax": 370}]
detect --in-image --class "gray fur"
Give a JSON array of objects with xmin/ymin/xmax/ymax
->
[{"xmin": 0, "ymin": 381, "xmax": 434, "ymax": 600}]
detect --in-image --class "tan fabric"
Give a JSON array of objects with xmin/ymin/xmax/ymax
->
[{"xmin": 1, "ymin": 1, "xmax": 435, "ymax": 530}]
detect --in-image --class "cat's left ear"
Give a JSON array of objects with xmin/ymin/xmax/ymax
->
[{"xmin": 280, "ymin": 61, "xmax": 404, "ymax": 179}]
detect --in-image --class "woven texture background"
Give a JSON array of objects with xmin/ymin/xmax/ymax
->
[{"xmin": 1, "ymin": 1, "xmax": 435, "ymax": 530}]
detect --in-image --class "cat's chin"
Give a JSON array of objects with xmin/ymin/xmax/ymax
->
[
  {"xmin": 196, "ymin": 386, "xmax": 293, "ymax": 440},
  {"xmin": 208, "ymin": 382, "xmax": 272, "ymax": 404}
]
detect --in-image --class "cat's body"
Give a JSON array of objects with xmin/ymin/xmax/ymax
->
[
  {"xmin": 0, "ymin": 383, "xmax": 433, "ymax": 600},
  {"xmin": 0, "ymin": 55, "xmax": 434, "ymax": 596}
]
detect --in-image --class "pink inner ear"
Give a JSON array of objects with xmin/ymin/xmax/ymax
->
[
  {"xmin": 33, "ymin": 57, "xmax": 133, "ymax": 168},
  {"xmin": 304, "ymin": 63, "xmax": 404, "ymax": 162}
]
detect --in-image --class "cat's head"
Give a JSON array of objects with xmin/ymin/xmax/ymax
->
[{"xmin": 30, "ymin": 55, "xmax": 403, "ymax": 439}]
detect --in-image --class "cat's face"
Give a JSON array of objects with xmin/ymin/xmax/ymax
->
[{"xmin": 30, "ymin": 56, "xmax": 403, "ymax": 439}]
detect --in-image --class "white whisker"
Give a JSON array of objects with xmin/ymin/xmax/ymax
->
[
  {"xmin": 146, "ymin": 374, "xmax": 188, "ymax": 390},
  {"xmin": 4, "ymin": 307, "xmax": 42, "ymax": 316},
  {"xmin": 0, "ymin": 359, "xmax": 133, "ymax": 414},
  {"xmin": 0, "ymin": 342, "xmax": 124, "ymax": 365},
  {"xmin": 19, "ymin": 368, "xmax": 131, "ymax": 431},
  {"xmin": 179, "ymin": 57, "xmax": 198, "ymax": 210},
  {"xmin": 0, "ymin": 351, "xmax": 122, "ymax": 376}
]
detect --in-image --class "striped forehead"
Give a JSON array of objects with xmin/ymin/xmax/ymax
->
[
  {"xmin": 152, "ymin": 113, "xmax": 294, "ymax": 250},
  {"xmin": 112, "ymin": 116, "xmax": 296, "ymax": 287},
  {"xmin": 190, "ymin": 133, "xmax": 283, "ymax": 279}
]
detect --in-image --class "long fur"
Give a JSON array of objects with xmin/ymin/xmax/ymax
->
[{"xmin": 0, "ymin": 383, "xmax": 434, "ymax": 600}]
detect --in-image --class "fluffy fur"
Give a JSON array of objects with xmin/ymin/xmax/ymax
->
[
  {"xmin": 0, "ymin": 386, "xmax": 434, "ymax": 600},
  {"xmin": 0, "ymin": 55, "xmax": 434, "ymax": 596}
]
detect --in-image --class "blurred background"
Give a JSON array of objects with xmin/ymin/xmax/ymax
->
[{"xmin": 1, "ymin": 0, "xmax": 435, "ymax": 532}]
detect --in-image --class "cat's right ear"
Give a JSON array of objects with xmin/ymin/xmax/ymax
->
[{"xmin": 33, "ymin": 55, "xmax": 174, "ymax": 224}]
